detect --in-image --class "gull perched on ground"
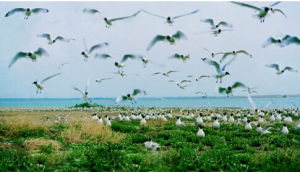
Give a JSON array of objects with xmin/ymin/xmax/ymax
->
[
  {"xmin": 231, "ymin": 1, "xmax": 286, "ymax": 22},
  {"xmin": 152, "ymin": 70, "xmax": 177, "ymax": 77},
  {"xmin": 37, "ymin": 33, "xmax": 75, "ymax": 45},
  {"xmin": 81, "ymin": 39, "xmax": 109, "ymax": 60},
  {"xmin": 169, "ymin": 53, "xmax": 190, "ymax": 63},
  {"xmin": 5, "ymin": 8, "xmax": 49, "ymax": 19},
  {"xmin": 218, "ymin": 82, "xmax": 246, "ymax": 97},
  {"xmin": 147, "ymin": 31, "xmax": 186, "ymax": 51},
  {"xmin": 141, "ymin": 9, "xmax": 199, "ymax": 25},
  {"xmin": 196, "ymin": 126, "xmax": 205, "ymax": 137},
  {"xmin": 116, "ymin": 89, "xmax": 147, "ymax": 104},
  {"xmin": 103, "ymin": 10, "xmax": 141, "ymax": 28},
  {"xmin": 266, "ymin": 64, "xmax": 298, "ymax": 75},
  {"xmin": 280, "ymin": 124, "xmax": 289, "ymax": 135},
  {"xmin": 33, "ymin": 73, "xmax": 61, "ymax": 94},
  {"xmin": 262, "ymin": 35, "xmax": 300, "ymax": 48},
  {"xmin": 8, "ymin": 48, "xmax": 48, "ymax": 68},
  {"xmin": 202, "ymin": 59, "xmax": 230, "ymax": 83},
  {"xmin": 144, "ymin": 139, "xmax": 160, "ymax": 151},
  {"xmin": 219, "ymin": 50, "xmax": 252, "ymax": 63},
  {"xmin": 176, "ymin": 116, "xmax": 185, "ymax": 127},
  {"xmin": 201, "ymin": 18, "xmax": 233, "ymax": 30}
]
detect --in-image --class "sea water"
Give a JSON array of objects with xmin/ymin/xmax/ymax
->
[{"xmin": 0, "ymin": 96, "xmax": 300, "ymax": 108}]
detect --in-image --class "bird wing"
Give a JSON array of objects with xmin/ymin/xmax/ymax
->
[
  {"xmin": 95, "ymin": 53, "xmax": 112, "ymax": 59},
  {"xmin": 271, "ymin": 9, "xmax": 286, "ymax": 17},
  {"xmin": 283, "ymin": 36, "xmax": 300, "ymax": 46},
  {"xmin": 88, "ymin": 42, "xmax": 109, "ymax": 54},
  {"xmin": 34, "ymin": 48, "xmax": 48, "ymax": 56},
  {"xmin": 141, "ymin": 9, "xmax": 166, "ymax": 19},
  {"xmin": 231, "ymin": 1, "xmax": 261, "ymax": 11},
  {"xmin": 121, "ymin": 54, "xmax": 141, "ymax": 62},
  {"xmin": 8, "ymin": 52, "xmax": 28, "ymax": 68},
  {"xmin": 220, "ymin": 52, "xmax": 232, "ymax": 63},
  {"xmin": 218, "ymin": 87, "xmax": 227, "ymax": 94},
  {"xmin": 266, "ymin": 64, "xmax": 280, "ymax": 72},
  {"xmin": 147, "ymin": 35, "xmax": 166, "ymax": 51},
  {"xmin": 262, "ymin": 37, "xmax": 278, "ymax": 48},
  {"xmin": 180, "ymin": 80, "xmax": 191, "ymax": 84},
  {"xmin": 152, "ymin": 72, "xmax": 161, "ymax": 75},
  {"xmin": 132, "ymin": 89, "xmax": 142, "ymax": 96},
  {"xmin": 237, "ymin": 50, "xmax": 252, "ymax": 57},
  {"xmin": 269, "ymin": 1, "xmax": 281, "ymax": 7},
  {"xmin": 283, "ymin": 66, "xmax": 298, "ymax": 73},
  {"xmin": 169, "ymin": 53, "xmax": 181, "ymax": 59},
  {"xmin": 206, "ymin": 60, "xmax": 221, "ymax": 73},
  {"xmin": 109, "ymin": 10, "xmax": 141, "ymax": 22},
  {"xmin": 166, "ymin": 70, "xmax": 177, "ymax": 74},
  {"xmin": 73, "ymin": 87, "xmax": 84, "ymax": 95},
  {"xmin": 37, "ymin": 33, "xmax": 51, "ymax": 41},
  {"xmin": 198, "ymin": 75, "xmax": 210, "ymax": 79},
  {"xmin": 31, "ymin": 8, "xmax": 49, "ymax": 13},
  {"xmin": 41, "ymin": 73, "xmax": 61, "ymax": 84},
  {"xmin": 217, "ymin": 21, "xmax": 233, "ymax": 27},
  {"xmin": 5, "ymin": 8, "xmax": 26, "ymax": 17},
  {"xmin": 83, "ymin": 8, "xmax": 100, "ymax": 14},
  {"xmin": 173, "ymin": 9, "xmax": 199, "ymax": 19},
  {"xmin": 232, "ymin": 82, "xmax": 246, "ymax": 89},
  {"xmin": 54, "ymin": 36, "xmax": 69, "ymax": 42},
  {"xmin": 222, "ymin": 56, "xmax": 236, "ymax": 71},
  {"xmin": 201, "ymin": 18, "xmax": 215, "ymax": 27},
  {"xmin": 172, "ymin": 31, "xmax": 186, "ymax": 40},
  {"xmin": 85, "ymin": 79, "xmax": 90, "ymax": 93}
]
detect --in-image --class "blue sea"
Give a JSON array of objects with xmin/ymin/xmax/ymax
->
[{"xmin": 0, "ymin": 96, "xmax": 300, "ymax": 109}]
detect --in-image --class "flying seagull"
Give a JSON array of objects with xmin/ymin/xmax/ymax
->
[
  {"xmin": 218, "ymin": 82, "xmax": 246, "ymax": 97},
  {"xmin": 5, "ymin": 8, "xmax": 49, "ymax": 19},
  {"xmin": 33, "ymin": 73, "xmax": 61, "ymax": 94},
  {"xmin": 73, "ymin": 80, "xmax": 90, "ymax": 100},
  {"xmin": 152, "ymin": 70, "xmax": 177, "ymax": 77},
  {"xmin": 201, "ymin": 18, "xmax": 232, "ymax": 30},
  {"xmin": 116, "ymin": 89, "xmax": 147, "ymax": 104},
  {"xmin": 147, "ymin": 31, "xmax": 186, "ymax": 51},
  {"xmin": 231, "ymin": 1, "xmax": 286, "ymax": 22},
  {"xmin": 169, "ymin": 53, "xmax": 190, "ymax": 62},
  {"xmin": 81, "ymin": 39, "xmax": 109, "ymax": 60},
  {"xmin": 37, "ymin": 33, "xmax": 75, "ymax": 45},
  {"xmin": 219, "ymin": 50, "xmax": 252, "ymax": 63},
  {"xmin": 121, "ymin": 54, "xmax": 154, "ymax": 68},
  {"xmin": 266, "ymin": 64, "xmax": 298, "ymax": 75},
  {"xmin": 211, "ymin": 28, "xmax": 233, "ymax": 36},
  {"xmin": 114, "ymin": 62, "xmax": 125, "ymax": 73},
  {"xmin": 262, "ymin": 35, "xmax": 300, "ymax": 48},
  {"xmin": 141, "ymin": 9, "xmax": 199, "ymax": 25},
  {"xmin": 8, "ymin": 48, "xmax": 48, "ymax": 68},
  {"xmin": 103, "ymin": 10, "xmax": 141, "ymax": 28},
  {"xmin": 203, "ymin": 59, "xmax": 230, "ymax": 83}
]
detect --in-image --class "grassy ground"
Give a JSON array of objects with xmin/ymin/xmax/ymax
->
[{"xmin": 0, "ymin": 109, "xmax": 300, "ymax": 171}]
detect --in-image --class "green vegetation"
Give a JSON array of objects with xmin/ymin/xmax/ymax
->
[
  {"xmin": 73, "ymin": 102, "xmax": 103, "ymax": 108},
  {"xmin": 1, "ymin": 112, "xmax": 300, "ymax": 171}
]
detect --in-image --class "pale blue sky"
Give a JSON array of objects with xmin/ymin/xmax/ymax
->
[{"xmin": 0, "ymin": 1, "xmax": 299, "ymax": 98}]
